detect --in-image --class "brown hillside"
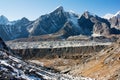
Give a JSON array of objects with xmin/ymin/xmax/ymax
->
[{"xmin": 69, "ymin": 39, "xmax": 120, "ymax": 80}]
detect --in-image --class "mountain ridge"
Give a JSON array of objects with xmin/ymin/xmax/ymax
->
[{"xmin": 0, "ymin": 6, "xmax": 120, "ymax": 41}]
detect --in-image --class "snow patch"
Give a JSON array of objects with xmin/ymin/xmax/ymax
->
[
  {"xmin": 68, "ymin": 12, "xmax": 82, "ymax": 32},
  {"xmin": 92, "ymin": 33, "xmax": 102, "ymax": 37}
]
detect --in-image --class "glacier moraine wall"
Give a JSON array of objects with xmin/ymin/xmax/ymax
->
[{"xmin": 6, "ymin": 41, "xmax": 111, "ymax": 59}]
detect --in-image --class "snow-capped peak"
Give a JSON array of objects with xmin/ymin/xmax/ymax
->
[
  {"xmin": 0, "ymin": 15, "xmax": 9, "ymax": 25},
  {"xmin": 50, "ymin": 6, "xmax": 64, "ymax": 14},
  {"xmin": 103, "ymin": 13, "xmax": 114, "ymax": 20},
  {"xmin": 55, "ymin": 6, "xmax": 63, "ymax": 11},
  {"xmin": 103, "ymin": 11, "xmax": 120, "ymax": 19},
  {"xmin": 114, "ymin": 11, "xmax": 120, "ymax": 18},
  {"xmin": 69, "ymin": 10, "xmax": 76, "ymax": 14}
]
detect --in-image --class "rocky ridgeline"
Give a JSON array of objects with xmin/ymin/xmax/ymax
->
[{"xmin": 0, "ymin": 7, "xmax": 120, "ymax": 41}]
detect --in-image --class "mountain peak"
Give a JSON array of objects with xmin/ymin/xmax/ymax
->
[
  {"xmin": 103, "ymin": 11, "xmax": 120, "ymax": 19},
  {"xmin": 56, "ymin": 6, "xmax": 64, "ymax": 11},
  {"xmin": 82, "ymin": 11, "xmax": 95, "ymax": 18},
  {"xmin": 0, "ymin": 15, "xmax": 9, "ymax": 25},
  {"xmin": 52, "ymin": 6, "xmax": 64, "ymax": 13},
  {"xmin": 114, "ymin": 11, "xmax": 120, "ymax": 18},
  {"xmin": 0, "ymin": 15, "xmax": 8, "ymax": 20},
  {"xmin": 21, "ymin": 17, "xmax": 29, "ymax": 22}
]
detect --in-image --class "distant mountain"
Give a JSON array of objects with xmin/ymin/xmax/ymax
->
[
  {"xmin": 103, "ymin": 11, "xmax": 120, "ymax": 20},
  {"xmin": 0, "ymin": 17, "xmax": 32, "ymax": 40},
  {"xmin": 0, "ymin": 15, "xmax": 9, "ymax": 25},
  {"xmin": 103, "ymin": 11, "xmax": 120, "ymax": 34},
  {"xmin": 109, "ymin": 11, "xmax": 120, "ymax": 30},
  {"xmin": 78, "ymin": 11, "xmax": 110, "ymax": 37},
  {"xmin": 0, "ymin": 6, "xmax": 120, "ymax": 41},
  {"xmin": 103, "ymin": 14, "xmax": 114, "ymax": 20}
]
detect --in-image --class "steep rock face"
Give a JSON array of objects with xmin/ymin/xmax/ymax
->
[
  {"xmin": 110, "ymin": 17, "xmax": 119, "ymax": 28},
  {"xmin": 0, "ymin": 37, "xmax": 9, "ymax": 50},
  {"xmin": 106, "ymin": 11, "xmax": 120, "ymax": 34},
  {"xmin": 0, "ymin": 25, "xmax": 11, "ymax": 40},
  {"xmin": 29, "ymin": 6, "xmax": 69, "ymax": 36},
  {"xmin": 55, "ymin": 20, "xmax": 81, "ymax": 38},
  {"xmin": 78, "ymin": 11, "xmax": 110, "ymax": 36},
  {"xmin": 13, "ymin": 17, "xmax": 31, "ymax": 38},
  {"xmin": 109, "ymin": 16, "xmax": 120, "ymax": 30},
  {"xmin": 0, "ymin": 17, "xmax": 31, "ymax": 40},
  {"xmin": 109, "ymin": 11, "xmax": 120, "ymax": 30},
  {"xmin": 93, "ymin": 22, "xmax": 110, "ymax": 36}
]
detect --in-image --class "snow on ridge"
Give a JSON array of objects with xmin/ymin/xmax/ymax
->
[
  {"xmin": 68, "ymin": 11, "xmax": 82, "ymax": 32},
  {"xmin": 103, "ymin": 11, "xmax": 120, "ymax": 19},
  {"xmin": 69, "ymin": 10, "xmax": 76, "ymax": 14},
  {"xmin": 103, "ymin": 13, "xmax": 114, "ymax": 19},
  {"xmin": 49, "ymin": 5, "xmax": 64, "ymax": 14},
  {"xmin": 114, "ymin": 11, "xmax": 120, "ymax": 18},
  {"xmin": 68, "ymin": 12, "xmax": 79, "ymax": 27}
]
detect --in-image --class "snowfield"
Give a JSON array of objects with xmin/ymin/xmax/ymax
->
[{"xmin": 6, "ymin": 41, "xmax": 112, "ymax": 49}]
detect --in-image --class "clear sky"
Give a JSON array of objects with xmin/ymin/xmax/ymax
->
[{"xmin": 0, "ymin": 0, "xmax": 120, "ymax": 21}]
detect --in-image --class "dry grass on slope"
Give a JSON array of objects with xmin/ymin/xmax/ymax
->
[{"xmin": 69, "ymin": 40, "xmax": 120, "ymax": 80}]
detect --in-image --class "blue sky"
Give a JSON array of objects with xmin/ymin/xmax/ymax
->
[{"xmin": 0, "ymin": 0, "xmax": 120, "ymax": 21}]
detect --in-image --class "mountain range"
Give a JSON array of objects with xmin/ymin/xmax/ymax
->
[{"xmin": 0, "ymin": 6, "xmax": 120, "ymax": 41}]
